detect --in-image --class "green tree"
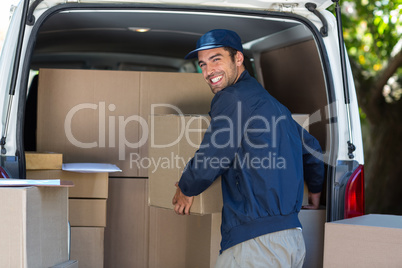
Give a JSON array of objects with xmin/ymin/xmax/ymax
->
[{"xmin": 336, "ymin": 0, "xmax": 402, "ymax": 214}]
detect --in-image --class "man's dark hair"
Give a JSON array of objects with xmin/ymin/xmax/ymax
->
[
  {"xmin": 223, "ymin": 47, "xmax": 246, "ymax": 68},
  {"xmin": 223, "ymin": 47, "xmax": 238, "ymax": 62}
]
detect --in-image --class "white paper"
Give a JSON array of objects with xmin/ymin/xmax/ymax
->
[
  {"xmin": 0, "ymin": 179, "xmax": 61, "ymax": 186},
  {"xmin": 62, "ymin": 163, "xmax": 122, "ymax": 173}
]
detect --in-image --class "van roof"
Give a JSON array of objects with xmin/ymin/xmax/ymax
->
[{"xmin": 37, "ymin": 0, "xmax": 333, "ymax": 13}]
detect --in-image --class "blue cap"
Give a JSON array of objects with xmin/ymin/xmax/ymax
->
[{"xmin": 185, "ymin": 29, "xmax": 243, "ymax": 59}]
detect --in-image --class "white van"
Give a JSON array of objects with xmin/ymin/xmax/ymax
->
[{"xmin": 0, "ymin": 0, "xmax": 365, "ymax": 267}]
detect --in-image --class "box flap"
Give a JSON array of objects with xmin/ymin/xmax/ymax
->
[
  {"xmin": 62, "ymin": 163, "xmax": 121, "ymax": 173},
  {"xmin": 332, "ymin": 214, "xmax": 402, "ymax": 229},
  {"xmin": 0, "ymin": 179, "xmax": 74, "ymax": 187}
]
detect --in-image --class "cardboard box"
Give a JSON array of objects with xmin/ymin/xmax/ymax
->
[
  {"xmin": 70, "ymin": 227, "xmax": 104, "ymax": 268},
  {"xmin": 148, "ymin": 114, "xmax": 223, "ymax": 215},
  {"xmin": 25, "ymin": 151, "xmax": 63, "ymax": 170},
  {"xmin": 148, "ymin": 193, "xmax": 322, "ymax": 268},
  {"xmin": 323, "ymin": 214, "xmax": 402, "ymax": 267},
  {"xmin": 104, "ymin": 178, "xmax": 150, "ymax": 268},
  {"xmin": 148, "ymin": 207, "xmax": 221, "ymax": 268},
  {"xmin": 148, "ymin": 113, "xmax": 310, "ymax": 215},
  {"xmin": 0, "ymin": 186, "xmax": 68, "ymax": 268},
  {"xmin": 292, "ymin": 114, "xmax": 310, "ymax": 206},
  {"xmin": 51, "ymin": 260, "xmax": 79, "ymax": 268},
  {"xmin": 138, "ymin": 71, "xmax": 214, "ymax": 176},
  {"xmin": 26, "ymin": 170, "xmax": 108, "ymax": 198},
  {"xmin": 69, "ymin": 199, "xmax": 107, "ymax": 227},
  {"xmin": 299, "ymin": 208, "xmax": 326, "ymax": 268},
  {"xmin": 292, "ymin": 114, "xmax": 309, "ymax": 132},
  {"xmin": 37, "ymin": 69, "xmax": 213, "ymax": 177}
]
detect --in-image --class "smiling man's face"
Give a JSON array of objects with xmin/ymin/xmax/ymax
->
[{"xmin": 197, "ymin": 47, "xmax": 244, "ymax": 94}]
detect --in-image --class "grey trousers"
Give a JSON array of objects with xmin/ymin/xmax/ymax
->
[{"xmin": 215, "ymin": 228, "xmax": 306, "ymax": 268}]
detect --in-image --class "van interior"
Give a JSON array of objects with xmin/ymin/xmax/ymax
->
[{"xmin": 22, "ymin": 5, "xmax": 330, "ymax": 268}]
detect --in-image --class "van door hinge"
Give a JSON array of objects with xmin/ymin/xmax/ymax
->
[
  {"xmin": 27, "ymin": 0, "xmax": 43, "ymax": 25},
  {"xmin": 0, "ymin": 137, "xmax": 7, "ymax": 155},
  {"xmin": 305, "ymin": 3, "xmax": 328, "ymax": 37}
]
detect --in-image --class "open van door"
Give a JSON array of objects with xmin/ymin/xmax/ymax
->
[{"xmin": 0, "ymin": 0, "xmax": 31, "ymax": 178}]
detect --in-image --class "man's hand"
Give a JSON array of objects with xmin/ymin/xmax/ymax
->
[
  {"xmin": 302, "ymin": 191, "xmax": 321, "ymax": 209},
  {"xmin": 172, "ymin": 182, "xmax": 194, "ymax": 215}
]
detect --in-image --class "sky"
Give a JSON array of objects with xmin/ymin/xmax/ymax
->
[{"xmin": 0, "ymin": 0, "xmax": 20, "ymax": 54}]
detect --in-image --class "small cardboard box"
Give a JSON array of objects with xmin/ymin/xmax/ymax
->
[
  {"xmin": 69, "ymin": 199, "xmax": 107, "ymax": 227},
  {"xmin": 323, "ymin": 214, "xmax": 402, "ymax": 268},
  {"xmin": 25, "ymin": 151, "xmax": 63, "ymax": 170},
  {"xmin": 70, "ymin": 227, "xmax": 104, "ymax": 268},
  {"xmin": 148, "ymin": 114, "xmax": 223, "ymax": 215},
  {"xmin": 26, "ymin": 170, "xmax": 108, "ymax": 198},
  {"xmin": 0, "ymin": 186, "xmax": 68, "ymax": 268}
]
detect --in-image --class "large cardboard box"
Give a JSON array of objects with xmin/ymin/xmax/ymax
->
[
  {"xmin": 25, "ymin": 151, "xmax": 63, "ymax": 170},
  {"xmin": 148, "ymin": 204, "xmax": 325, "ymax": 268},
  {"xmin": 149, "ymin": 207, "xmax": 221, "ymax": 268},
  {"xmin": 148, "ymin": 114, "xmax": 223, "ymax": 215},
  {"xmin": 69, "ymin": 199, "xmax": 107, "ymax": 227},
  {"xmin": 70, "ymin": 227, "xmax": 104, "ymax": 268},
  {"xmin": 0, "ymin": 186, "xmax": 68, "ymax": 268},
  {"xmin": 138, "ymin": 71, "xmax": 214, "ymax": 176},
  {"xmin": 299, "ymin": 208, "xmax": 326, "ymax": 268},
  {"xmin": 323, "ymin": 214, "xmax": 402, "ymax": 268},
  {"xmin": 37, "ymin": 69, "xmax": 213, "ymax": 177},
  {"xmin": 104, "ymin": 178, "xmax": 150, "ymax": 268},
  {"xmin": 26, "ymin": 170, "xmax": 108, "ymax": 198}
]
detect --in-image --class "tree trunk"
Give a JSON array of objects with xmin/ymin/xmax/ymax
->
[
  {"xmin": 364, "ymin": 107, "xmax": 402, "ymax": 214},
  {"xmin": 352, "ymin": 49, "xmax": 402, "ymax": 215}
]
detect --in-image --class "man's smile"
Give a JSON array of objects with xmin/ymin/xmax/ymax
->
[{"xmin": 210, "ymin": 75, "xmax": 223, "ymax": 84}]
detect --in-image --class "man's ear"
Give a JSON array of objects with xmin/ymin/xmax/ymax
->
[{"xmin": 235, "ymin": 51, "xmax": 244, "ymax": 67}]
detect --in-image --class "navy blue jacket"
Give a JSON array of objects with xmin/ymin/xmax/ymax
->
[{"xmin": 179, "ymin": 70, "xmax": 324, "ymax": 253}]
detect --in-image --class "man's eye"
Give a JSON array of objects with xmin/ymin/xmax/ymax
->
[{"xmin": 199, "ymin": 63, "xmax": 205, "ymax": 68}]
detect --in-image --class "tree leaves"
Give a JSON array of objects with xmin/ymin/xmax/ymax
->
[{"xmin": 330, "ymin": 0, "xmax": 401, "ymax": 105}]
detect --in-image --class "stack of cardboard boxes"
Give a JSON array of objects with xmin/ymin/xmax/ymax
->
[
  {"xmin": 26, "ymin": 152, "xmax": 109, "ymax": 268},
  {"xmin": 34, "ymin": 68, "xmax": 324, "ymax": 267},
  {"xmin": 36, "ymin": 68, "xmax": 217, "ymax": 267},
  {"xmin": 147, "ymin": 113, "xmax": 322, "ymax": 268},
  {"xmin": 0, "ymin": 183, "xmax": 71, "ymax": 267},
  {"xmin": 148, "ymin": 114, "xmax": 223, "ymax": 267}
]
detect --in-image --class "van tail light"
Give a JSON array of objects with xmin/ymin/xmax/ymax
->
[
  {"xmin": 344, "ymin": 165, "xmax": 365, "ymax": 219},
  {"xmin": 0, "ymin": 166, "xmax": 10, "ymax": 178}
]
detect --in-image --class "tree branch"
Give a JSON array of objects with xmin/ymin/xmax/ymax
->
[{"xmin": 370, "ymin": 47, "xmax": 402, "ymax": 106}]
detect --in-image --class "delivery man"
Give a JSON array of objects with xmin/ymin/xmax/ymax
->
[{"xmin": 172, "ymin": 29, "xmax": 324, "ymax": 268}]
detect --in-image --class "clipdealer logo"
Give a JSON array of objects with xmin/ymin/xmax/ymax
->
[{"xmin": 64, "ymin": 101, "xmax": 329, "ymax": 170}]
